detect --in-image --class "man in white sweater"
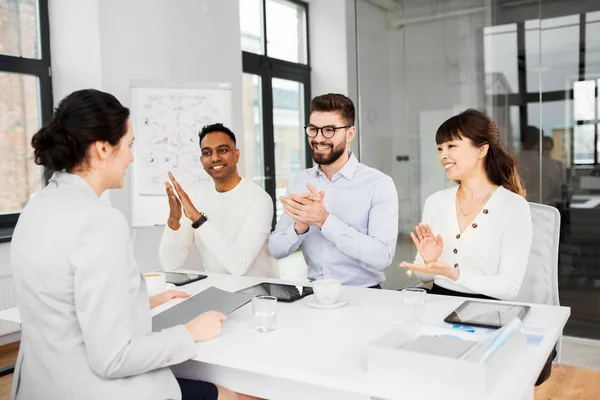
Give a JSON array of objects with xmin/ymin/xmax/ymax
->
[{"xmin": 159, "ymin": 123, "xmax": 279, "ymax": 278}]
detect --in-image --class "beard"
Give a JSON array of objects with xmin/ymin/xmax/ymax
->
[{"xmin": 310, "ymin": 138, "xmax": 347, "ymax": 165}]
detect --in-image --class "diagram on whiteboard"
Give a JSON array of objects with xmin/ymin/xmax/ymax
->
[{"xmin": 132, "ymin": 87, "xmax": 232, "ymax": 195}]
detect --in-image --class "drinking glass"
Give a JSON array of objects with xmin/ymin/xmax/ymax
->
[
  {"xmin": 252, "ymin": 295, "xmax": 277, "ymax": 332},
  {"xmin": 399, "ymin": 287, "xmax": 426, "ymax": 322}
]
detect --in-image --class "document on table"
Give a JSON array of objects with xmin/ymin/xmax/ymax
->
[
  {"xmin": 399, "ymin": 335, "xmax": 478, "ymax": 359},
  {"xmin": 152, "ymin": 286, "xmax": 255, "ymax": 332}
]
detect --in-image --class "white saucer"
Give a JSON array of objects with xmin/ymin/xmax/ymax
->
[
  {"xmin": 303, "ymin": 294, "xmax": 350, "ymax": 309},
  {"xmin": 148, "ymin": 283, "xmax": 175, "ymax": 296}
]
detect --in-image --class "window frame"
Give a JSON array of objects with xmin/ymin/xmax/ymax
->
[
  {"xmin": 241, "ymin": 0, "xmax": 312, "ymax": 228},
  {"xmin": 488, "ymin": 13, "xmax": 599, "ymax": 167},
  {"xmin": 0, "ymin": 0, "xmax": 54, "ymax": 242}
]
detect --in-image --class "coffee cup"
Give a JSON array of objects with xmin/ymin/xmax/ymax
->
[
  {"xmin": 144, "ymin": 272, "xmax": 166, "ymax": 292},
  {"xmin": 312, "ymin": 279, "xmax": 341, "ymax": 305}
]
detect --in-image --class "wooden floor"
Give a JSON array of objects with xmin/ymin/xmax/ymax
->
[
  {"xmin": 535, "ymin": 364, "xmax": 600, "ymax": 400},
  {"xmin": 0, "ymin": 343, "xmax": 18, "ymax": 400},
  {"xmin": 0, "ymin": 343, "xmax": 599, "ymax": 399}
]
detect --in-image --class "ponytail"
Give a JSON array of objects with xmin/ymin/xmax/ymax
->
[{"xmin": 485, "ymin": 144, "xmax": 526, "ymax": 197}]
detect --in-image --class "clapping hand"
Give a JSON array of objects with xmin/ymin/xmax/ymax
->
[
  {"xmin": 410, "ymin": 223, "xmax": 443, "ymax": 264},
  {"xmin": 280, "ymin": 184, "xmax": 327, "ymax": 233},
  {"xmin": 399, "ymin": 260, "xmax": 459, "ymax": 281},
  {"xmin": 165, "ymin": 172, "xmax": 202, "ymax": 229},
  {"xmin": 165, "ymin": 178, "xmax": 183, "ymax": 230},
  {"xmin": 399, "ymin": 223, "xmax": 458, "ymax": 280}
]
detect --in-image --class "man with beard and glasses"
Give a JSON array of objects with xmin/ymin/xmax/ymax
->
[
  {"xmin": 158, "ymin": 123, "xmax": 278, "ymax": 278},
  {"xmin": 269, "ymin": 94, "xmax": 398, "ymax": 288}
]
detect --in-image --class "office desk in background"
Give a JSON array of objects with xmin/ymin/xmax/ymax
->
[{"xmin": 0, "ymin": 271, "xmax": 570, "ymax": 400}]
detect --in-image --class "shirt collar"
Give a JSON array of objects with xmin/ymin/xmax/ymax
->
[
  {"xmin": 314, "ymin": 152, "xmax": 359, "ymax": 181},
  {"xmin": 49, "ymin": 171, "xmax": 99, "ymax": 198}
]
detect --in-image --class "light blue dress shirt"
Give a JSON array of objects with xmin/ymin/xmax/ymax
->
[{"xmin": 269, "ymin": 153, "xmax": 399, "ymax": 287}]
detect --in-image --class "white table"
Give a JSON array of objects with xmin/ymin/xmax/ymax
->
[{"xmin": 0, "ymin": 271, "xmax": 570, "ymax": 400}]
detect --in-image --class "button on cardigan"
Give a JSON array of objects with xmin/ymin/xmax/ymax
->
[{"xmin": 414, "ymin": 185, "xmax": 533, "ymax": 300}]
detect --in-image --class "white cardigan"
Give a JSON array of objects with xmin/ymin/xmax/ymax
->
[{"xmin": 414, "ymin": 185, "xmax": 533, "ymax": 300}]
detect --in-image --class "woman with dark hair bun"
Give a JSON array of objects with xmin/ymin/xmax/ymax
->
[
  {"xmin": 11, "ymin": 89, "xmax": 255, "ymax": 400},
  {"xmin": 400, "ymin": 109, "xmax": 532, "ymax": 301}
]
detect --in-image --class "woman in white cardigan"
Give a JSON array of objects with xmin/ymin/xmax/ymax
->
[
  {"xmin": 400, "ymin": 109, "xmax": 533, "ymax": 301},
  {"xmin": 401, "ymin": 110, "xmax": 557, "ymax": 386},
  {"xmin": 10, "ymin": 89, "xmax": 255, "ymax": 400}
]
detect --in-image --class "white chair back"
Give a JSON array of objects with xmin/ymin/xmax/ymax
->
[{"xmin": 515, "ymin": 202, "xmax": 562, "ymax": 360}]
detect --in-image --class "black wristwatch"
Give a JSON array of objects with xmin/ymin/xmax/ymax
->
[{"xmin": 191, "ymin": 213, "xmax": 208, "ymax": 229}]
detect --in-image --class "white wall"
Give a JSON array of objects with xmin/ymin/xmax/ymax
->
[
  {"xmin": 355, "ymin": 1, "xmax": 393, "ymax": 187},
  {"xmin": 0, "ymin": 243, "xmax": 9, "ymax": 280},
  {"xmin": 308, "ymin": 0, "xmax": 360, "ymax": 154},
  {"xmin": 0, "ymin": 247, "xmax": 8, "ymax": 276},
  {"xmin": 49, "ymin": 0, "xmax": 103, "ymax": 102},
  {"xmin": 0, "ymin": 245, "xmax": 10, "ymax": 296},
  {"xmin": 309, "ymin": 0, "xmax": 351, "ymax": 95}
]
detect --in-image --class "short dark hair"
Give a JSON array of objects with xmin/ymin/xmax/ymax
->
[
  {"xmin": 542, "ymin": 135, "xmax": 554, "ymax": 149},
  {"xmin": 31, "ymin": 89, "xmax": 130, "ymax": 173},
  {"xmin": 310, "ymin": 93, "xmax": 355, "ymax": 126},
  {"xmin": 522, "ymin": 125, "xmax": 542, "ymax": 150},
  {"xmin": 198, "ymin": 123, "xmax": 236, "ymax": 146}
]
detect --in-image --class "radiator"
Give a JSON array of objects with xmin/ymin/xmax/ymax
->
[{"xmin": 0, "ymin": 276, "xmax": 20, "ymax": 336}]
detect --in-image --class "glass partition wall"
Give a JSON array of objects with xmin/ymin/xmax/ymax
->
[{"xmin": 354, "ymin": 0, "xmax": 600, "ymax": 339}]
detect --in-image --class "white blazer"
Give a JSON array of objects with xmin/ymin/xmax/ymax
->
[
  {"xmin": 10, "ymin": 172, "xmax": 196, "ymax": 400},
  {"xmin": 415, "ymin": 185, "xmax": 533, "ymax": 300}
]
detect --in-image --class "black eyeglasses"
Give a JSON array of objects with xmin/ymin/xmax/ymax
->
[{"xmin": 304, "ymin": 125, "xmax": 352, "ymax": 139}]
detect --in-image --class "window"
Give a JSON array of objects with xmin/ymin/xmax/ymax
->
[
  {"xmin": 574, "ymin": 124, "xmax": 595, "ymax": 164},
  {"xmin": 272, "ymin": 78, "xmax": 306, "ymax": 219},
  {"xmin": 574, "ymin": 80, "xmax": 595, "ymax": 121},
  {"xmin": 265, "ymin": 0, "xmax": 308, "ymax": 64},
  {"xmin": 240, "ymin": 0, "xmax": 264, "ymax": 55},
  {"xmin": 484, "ymin": 24, "xmax": 518, "ymax": 95},
  {"xmin": 487, "ymin": 12, "xmax": 600, "ymax": 167},
  {"xmin": 573, "ymin": 79, "xmax": 600, "ymax": 165},
  {"xmin": 239, "ymin": 0, "xmax": 311, "ymax": 227},
  {"xmin": 241, "ymin": 73, "xmax": 265, "ymax": 188},
  {"xmin": 585, "ymin": 12, "xmax": 600, "ymax": 80},
  {"xmin": 240, "ymin": 0, "xmax": 308, "ymax": 64},
  {"xmin": 0, "ymin": 0, "xmax": 53, "ymax": 241},
  {"xmin": 525, "ymin": 15, "xmax": 580, "ymax": 93}
]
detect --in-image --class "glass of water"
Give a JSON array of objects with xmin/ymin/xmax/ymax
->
[
  {"xmin": 400, "ymin": 287, "xmax": 426, "ymax": 321},
  {"xmin": 252, "ymin": 295, "xmax": 277, "ymax": 333}
]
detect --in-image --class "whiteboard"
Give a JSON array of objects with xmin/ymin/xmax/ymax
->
[{"xmin": 130, "ymin": 83, "xmax": 232, "ymax": 227}]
